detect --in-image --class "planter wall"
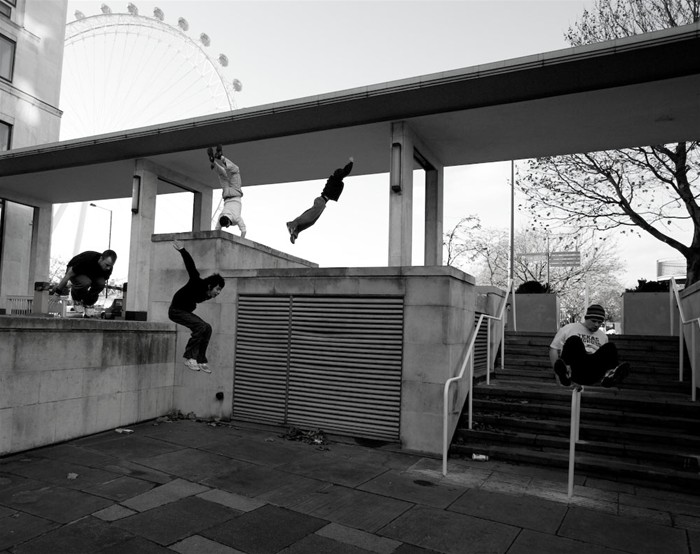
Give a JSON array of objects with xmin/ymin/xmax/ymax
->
[
  {"xmin": 508, "ymin": 293, "xmax": 559, "ymax": 333},
  {"xmin": 622, "ymin": 292, "xmax": 679, "ymax": 336}
]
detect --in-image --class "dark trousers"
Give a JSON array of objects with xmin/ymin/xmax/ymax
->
[
  {"xmin": 561, "ymin": 335, "xmax": 619, "ymax": 385},
  {"xmin": 288, "ymin": 196, "xmax": 327, "ymax": 235},
  {"xmin": 70, "ymin": 274, "xmax": 105, "ymax": 305},
  {"xmin": 168, "ymin": 308, "xmax": 212, "ymax": 364}
]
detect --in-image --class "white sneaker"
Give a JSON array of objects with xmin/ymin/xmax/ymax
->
[
  {"xmin": 198, "ymin": 363, "xmax": 212, "ymax": 374},
  {"xmin": 184, "ymin": 359, "xmax": 200, "ymax": 372}
]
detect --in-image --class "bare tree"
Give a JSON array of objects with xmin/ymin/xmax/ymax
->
[{"xmin": 519, "ymin": 0, "xmax": 700, "ymax": 283}]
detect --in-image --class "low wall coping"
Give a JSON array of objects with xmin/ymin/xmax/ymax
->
[{"xmin": 0, "ymin": 316, "xmax": 175, "ymax": 332}]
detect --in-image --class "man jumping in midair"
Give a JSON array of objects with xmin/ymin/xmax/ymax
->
[{"xmin": 286, "ymin": 157, "xmax": 354, "ymax": 244}]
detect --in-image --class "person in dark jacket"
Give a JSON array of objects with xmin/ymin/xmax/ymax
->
[
  {"xmin": 286, "ymin": 157, "xmax": 353, "ymax": 244},
  {"xmin": 168, "ymin": 240, "xmax": 225, "ymax": 373},
  {"xmin": 53, "ymin": 249, "xmax": 117, "ymax": 312}
]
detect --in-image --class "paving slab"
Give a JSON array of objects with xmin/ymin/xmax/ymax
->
[
  {"xmin": 197, "ymin": 488, "xmax": 267, "ymax": 512},
  {"xmin": 203, "ymin": 463, "xmax": 299, "ymax": 497},
  {"xmin": 507, "ymin": 529, "xmax": 625, "ymax": 554},
  {"xmin": 254, "ymin": 474, "xmax": 331, "ymax": 508},
  {"xmin": 136, "ymin": 420, "xmax": 243, "ymax": 448},
  {"xmin": 93, "ymin": 504, "xmax": 138, "ymax": 522},
  {"xmin": 11, "ymin": 516, "xmax": 135, "ymax": 554},
  {"xmin": 113, "ymin": 496, "xmax": 240, "ymax": 546},
  {"xmin": 31, "ymin": 443, "xmax": 121, "ymax": 469},
  {"xmin": 379, "ymin": 505, "xmax": 519, "ymax": 554},
  {"xmin": 134, "ymin": 447, "xmax": 243, "ymax": 481},
  {"xmin": 278, "ymin": 533, "xmax": 376, "ymax": 553},
  {"xmin": 201, "ymin": 504, "xmax": 327, "ymax": 554},
  {"xmin": 559, "ymin": 506, "xmax": 689, "ymax": 554},
  {"xmin": 0, "ymin": 511, "xmax": 59, "ymax": 551},
  {"xmin": 290, "ymin": 484, "xmax": 413, "ymax": 533},
  {"xmin": 1, "ymin": 457, "xmax": 122, "ymax": 491},
  {"xmin": 102, "ymin": 460, "xmax": 174, "ymax": 484},
  {"xmin": 170, "ymin": 535, "xmax": 247, "ymax": 554},
  {"xmin": 0, "ymin": 484, "xmax": 113, "ymax": 523},
  {"xmin": 199, "ymin": 435, "xmax": 319, "ymax": 467},
  {"xmin": 689, "ymin": 529, "xmax": 700, "ymax": 554},
  {"xmin": 75, "ymin": 434, "xmax": 184, "ymax": 460},
  {"xmin": 391, "ymin": 545, "xmax": 441, "ymax": 554},
  {"xmin": 316, "ymin": 522, "xmax": 401, "ymax": 553},
  {"xmin": 281, "ymin": 450, "xmax": 388, "ymax": 487},
  {"xmin": 121, "ymin": 477, "xmax": 210, "ymax": 512},
  {"xmin": 448, "ymin": 488, "xmax": 567, "ymax": 534},
  {"xmin": 358, "ymin": 469, "xmax": 466, "ymax": 509},
  {"xmin": 97, "ymin": 536, "xmax": 174, "ymax": 553},
  {"xmin": 82, "ymin": 475, "xmax": 155, "ymax": 501}
]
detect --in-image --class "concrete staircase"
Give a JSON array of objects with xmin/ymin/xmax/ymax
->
[{"xmin": 451, "ymin": 331, "xmax": 700, "ymax": 492}]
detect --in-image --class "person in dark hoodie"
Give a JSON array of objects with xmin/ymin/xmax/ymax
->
[
  {"xmin": 168, "ymin": 240, "xmax": 225, "ymax": 373},
  {"xmin": 286, "ymin": 157, "xmax": 354, "ymax": 244}
]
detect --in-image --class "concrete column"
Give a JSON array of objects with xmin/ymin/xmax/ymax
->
[
  {"xmin": 388, "ymin": 122, "xmax": 414, "ymax": 267},
  {"xmin": 424, "ymin": 167, "xmax": 444, "ymax": 266},
  {"xmin": 30, "ymin": 203, "xmax": 52, "ymax": 288},
  {"xmin": 127, "ymin": 161, "xmax": 158, "ymax": 320},
  {"xmin": 193, "ymin": 189, "xmax": 215, "ymax": 231}
]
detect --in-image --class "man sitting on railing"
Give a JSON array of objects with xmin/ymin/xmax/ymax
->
[{"xmin": 549, "ymin": 304, "xmax": 630, "ymax": 388}]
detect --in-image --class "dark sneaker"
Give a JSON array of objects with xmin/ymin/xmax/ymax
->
[
  {"xmin": 215, "ymin": 144, "xmax": 223, "ymax": 159},
  {"xmin": 286, "ymin": 222, "xmax": 296, "ymax": 244},
  {"xmin": 601, "ymin": 362, "xmax": 630, "ymax": 388},
  {"xmin": 554, "ymin": 359, "xmax": 571, "ymax": 386},
  {"xmin": 206, "ymin": 146, "xmax": 215, "ymax": 163}
]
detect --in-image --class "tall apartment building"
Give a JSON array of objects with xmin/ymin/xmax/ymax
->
[{"xmin": 0, "ymin": 0, "xmax": 68, "ymax": 306}]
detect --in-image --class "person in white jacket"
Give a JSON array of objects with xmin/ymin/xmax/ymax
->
[{"xmin": 208, "ymin": 145, "xmax": 246, "ymax": 238}]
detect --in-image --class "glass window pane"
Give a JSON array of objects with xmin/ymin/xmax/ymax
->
[
  {"xmin": 0, "ymin": 121, "xmax": 10, "ymax": 151},
  {"xmin": 0, "ymin": 33, "xmax": 15, "ymax": 81}
]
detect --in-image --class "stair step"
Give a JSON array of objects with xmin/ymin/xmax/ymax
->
[
  {"xmin": 455, "ymin": 429, "xmax": 700, "ymax": 471},
  {"xmin": 449, "ymin": 443, "xmax": 700, "ymax": 492}
]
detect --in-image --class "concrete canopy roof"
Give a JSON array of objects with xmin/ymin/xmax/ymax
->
[{"xmin": 1, "ymin": 23, "xmax": 699, "ymax": 206}]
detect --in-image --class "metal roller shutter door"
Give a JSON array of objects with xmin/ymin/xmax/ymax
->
[{"xmin": 234, "ymin": 295, "xmax": 404, "ymax": 441}]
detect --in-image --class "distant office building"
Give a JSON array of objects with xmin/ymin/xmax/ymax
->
[{"xmin": 0, "ymin": 0, "xmax": 68, "ymax": 308}]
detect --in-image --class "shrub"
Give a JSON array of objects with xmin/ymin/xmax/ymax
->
[
  {"xmin": 624, "ymin": 279, "xmax": 669, "ymax": 293},
  {"xmin": 515, "ymin": 280, "xmax": 552, "ymax": 294}
]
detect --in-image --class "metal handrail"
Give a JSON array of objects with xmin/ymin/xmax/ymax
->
[
  {"xmin": 568, "ymin": 385, "xmax": 584, "ymax": 498},
  {"xmin": 670, "ymin": 277, "xmax": 698, "ymax": 402},
  {"xmin": 442, "ymin": 279, "xmax": 513, "ymax": 475}
]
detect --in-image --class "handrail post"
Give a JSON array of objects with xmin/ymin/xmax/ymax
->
[
  {"xmin": 567, "ymin": 385, "xmax": 583, "ymax": 499},
  {"xmin": 486, "ymin": 319, "xmax": 491, "ymax": 385},
  {"xmin": 694, "ymin": 323, "xmax": 698, "ymax": 403}
]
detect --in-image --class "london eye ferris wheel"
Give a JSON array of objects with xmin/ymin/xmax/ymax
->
[{"xmin": 60, "ymin": 2, "xmax": 242, "ymax": 140}]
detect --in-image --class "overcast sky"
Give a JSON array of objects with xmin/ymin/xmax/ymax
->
[{"xmin": 56, "ymin": 0, "xmax": 683, "ymax": 288}]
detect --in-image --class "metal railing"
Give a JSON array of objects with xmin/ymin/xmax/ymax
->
[
  {"xmin": 567, "ymin": 385, "xmax": 584, "ymax": 498},
  {"xmin": 442, "ymin": 279, "xmax": 513, "ymax": 475},
  {"xmin": 6, "ymin": 295, "xmax": 33, "ymax": 315},
  {"xmin": 670, "ymin": 277, "xmax": 698, "ymax": 401}
]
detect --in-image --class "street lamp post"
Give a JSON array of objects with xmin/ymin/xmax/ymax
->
[
  {"xmin": 89, "ymin": 202, "xmax": 112, "ymax": 250},
  {"xmin": 90, "ymin": 202, "xmax": 113, "ymax": 302}
]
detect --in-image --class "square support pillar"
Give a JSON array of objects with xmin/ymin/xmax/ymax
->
[
  {"xmin": 127, "ymin": 162, "xmax": 158, "ymax": 320},
  {"xmin": 193, "ymin": 189, "xmax": 214, "ymax": 231},
  {"xmin": 388, "ymin": 122, "xmax": 414, "ymax": 267},
  {"xmin": 424, "ymin": 167, "xmax": 444, "ymax": 266}
]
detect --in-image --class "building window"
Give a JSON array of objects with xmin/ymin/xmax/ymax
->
[
  {"xmin": 0, "ymin": 120, "xmax": 11, "ymax": 151},
  {"xmin": 1, "ymin": 0, "xmax": 16, "ymax": 7},
  {"xmin": 0, "ymin": 33, "xmax": 15, "ymax": 82},
  {"xmin": 0, "ymin": 3, "xmax": 10, "ymax": 18}
]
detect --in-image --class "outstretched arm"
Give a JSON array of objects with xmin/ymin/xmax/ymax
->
[{"xmin": 172, "ymin": 241, "xmax": 199, "ymax": 280}]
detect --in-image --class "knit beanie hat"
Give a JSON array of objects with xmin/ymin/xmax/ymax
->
[{"xmin": 584, "ymin": 304, "xmax": 605, "ymax": 320}]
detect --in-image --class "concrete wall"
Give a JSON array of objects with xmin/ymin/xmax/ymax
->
[
  {"xmin": 677, "ymin": 283, "xmax": 700, "ymax": 399},
  {"xmin": 0, "ymin": 317, "xmax": 175, "ymax": 456},
  {"xmin": 148, "ymin": 232, "xmax": 479, "ymax": 456},
  {"xmin": 508, "ymin": 293, "xmax": 559, "ymax": 333}
]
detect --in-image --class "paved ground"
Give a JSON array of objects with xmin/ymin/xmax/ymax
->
[{"xmin": 1, "ymin": 418, "xmax": 699, "ymax": 553}]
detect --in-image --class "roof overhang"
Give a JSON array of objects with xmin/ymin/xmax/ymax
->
[{"xmin": 1, "ymin": 22, "xmax": 699, "ymax": 205}]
